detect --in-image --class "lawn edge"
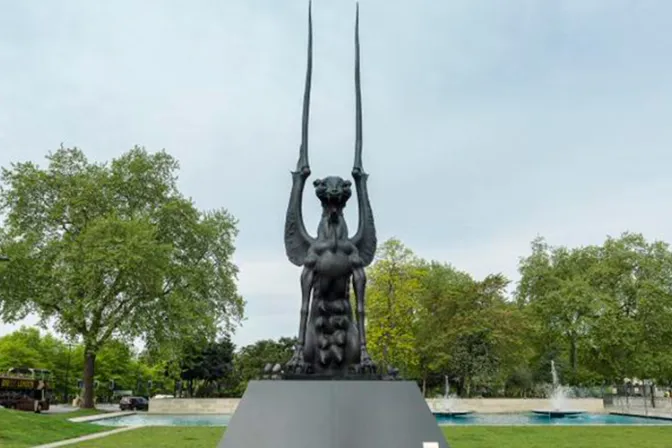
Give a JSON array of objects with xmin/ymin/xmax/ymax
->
[{"xmin": 32, "ymin": 426, "xmax": 141, "ymax": 448}]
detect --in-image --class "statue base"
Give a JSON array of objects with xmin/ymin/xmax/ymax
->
[{"xmin": 217, "ymin": 379, "xmax": 450, "ymax": 448}]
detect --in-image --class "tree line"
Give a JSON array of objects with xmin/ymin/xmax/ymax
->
[
  {"xmin": 364, "ymin": 235, "xmax": 672, "ymax": 397},
  {"xmin": 0, "ymin": 326, "xmax": 296, "ymax": 402},
  {"xmin": 1, "ymin": 146, "xmax": 671, "ymax": 403},
  {"xmin": 3, "ymin": 231, "xmax": 670, "ymax": 400}
]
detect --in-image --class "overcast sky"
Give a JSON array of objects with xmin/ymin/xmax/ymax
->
[{"xmin": 1, "ymin": 0, "xmax": 672, "ymax": 348}]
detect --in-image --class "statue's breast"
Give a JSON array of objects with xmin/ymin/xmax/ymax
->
[
  {"xmin": 314, "ymin": 239, "xmax": 336, "ymax": 254},
  {"xmin": 337, "ymin": 240, "xmax": 355, "ymax": 255},
  {"xmin": 315, "ymin": 250, "xmax": 351, "ymax": 277}
]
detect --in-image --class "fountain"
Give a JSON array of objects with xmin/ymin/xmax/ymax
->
[
  {"xmin": 435, "ymin": 376, "xmax": 474, "ymax": 417},
  {"xmin": 532, "ymin": 360, "xmax": 586, "ymax": 417}
]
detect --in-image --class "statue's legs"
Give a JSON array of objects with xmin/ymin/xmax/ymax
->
[
  {"xmin": 286, "ymin": 266, "xmax": 314, "ymax": 372},
  {"xmin": 352, "ymin": 267, "xmax": 375, "ymax": 372},
  {"xmin": 298, "ymin": 266, "xmax": 313, "ymax": 346}
]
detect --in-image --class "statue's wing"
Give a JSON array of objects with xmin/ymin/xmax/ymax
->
[
  {"xmin": 350, "ymin": 175, "xmax": 377, "ymax": 267},
  {"xmin": 284, "ymin": 1, "xmax": 315, "ymax": 267},
  {"xmin": 284, "ymin": 172, "xmax": 315, "ymax": 267},
  {"xmin": 350, "ymin": 4, "xmax": 377, "ymax": 268}
]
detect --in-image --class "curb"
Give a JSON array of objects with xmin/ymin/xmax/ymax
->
[
  {"xmin": 68, "ymin": 411, "xmax": 136, "ymax": 423},
  {"xmin": 32, "ymin": 426, "xmax": 141, "ymax": 448}
]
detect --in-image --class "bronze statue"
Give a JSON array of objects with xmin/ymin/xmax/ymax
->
[{"xmin": 283, "ymin": 1, "xmax": 377, "ymax": 376}]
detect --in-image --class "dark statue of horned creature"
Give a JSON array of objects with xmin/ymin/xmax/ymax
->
[{"xmin": 284, "ymin": 2, "xmax": 377, "ymax": 376}]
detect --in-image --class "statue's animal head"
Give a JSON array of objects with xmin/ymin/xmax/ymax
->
[
  {"xmin": 289, "ymin": 1, "xmax": 367, "ymax": 227},
  {"xmin": 284, "ymin": 1, "xmax": 377, "ymax": 269},
  {"xmin": 313, "ymin": 176, "xmax": 352, "ymax": 216}
]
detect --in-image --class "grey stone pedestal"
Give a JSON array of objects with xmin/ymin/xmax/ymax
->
[{"xmin": 217, "ymin": 379, "xmax": 449, "ymax": 448}]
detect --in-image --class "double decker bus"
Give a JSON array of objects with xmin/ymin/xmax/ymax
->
[{"xmin": 0, "ymin": 368, "xmax": 52, "ymax": 412}]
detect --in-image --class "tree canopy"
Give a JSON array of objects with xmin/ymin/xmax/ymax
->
[
  {"xmin": 0, "ymin": 146, "xmax": 244, "ymax": 407},
  {"xmin": 1, "ymin": 145, "xmax": 671, "ymax": 401}
]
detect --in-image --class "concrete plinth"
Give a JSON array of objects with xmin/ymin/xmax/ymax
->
[{"xmin": 217, "ymin": 379, "xmax": 449, "ymax": 448}]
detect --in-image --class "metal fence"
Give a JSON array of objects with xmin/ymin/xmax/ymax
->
[{"xmin": 603, "ymin": 385, "xmax": 672, "ymax": 418}]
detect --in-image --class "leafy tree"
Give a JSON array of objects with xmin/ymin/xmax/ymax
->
[
  {"xmin": 417, "ymin": 264, "xmax": 525, "ymax": 397},
  {"xmin": 179, "ymin": 336, "xmax": 235, "ymax": 397},
  {"xmin": 0, "ymin": 337, "xmax": 43, "ymax": 371},
  {"xmin": 0, "ymin": 326, "xmax": 73, "ymax": 374},
  {"xmin": 365, "ymin": 238, "xmax": 423, "ymax": 377},
  {"xmin": 589, "ymin": 233, "xmax": 672, "ymax": 383},
  {"xmin": 0, "ymin": 146, "xmax": 244, "ymax": 407},
  {"xmin": 517, "ymin": 232, "xmax": 672, "ymax": 386},
  {"xmin": 232, "ymin": 337, "xmax": 296, "ymax": 396},
  {"xmin": 95, "ymin": 339, "xmax": 137, "ymax": 399},
  {"xmin": 412, "ymin": 261, "xmax": 472, "ymax": 394},
  {"xmin": 517, "ymin": 237, "xmax": 602, "ymax": 381}
]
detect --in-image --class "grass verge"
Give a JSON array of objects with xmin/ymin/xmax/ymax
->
[
  {"xmin": 0, "ymin": 408, "xmax": 110, "ymax": 448},
  {"xmin": 69, "ymin": 425, "xmax": 672, "ymax": 448}
]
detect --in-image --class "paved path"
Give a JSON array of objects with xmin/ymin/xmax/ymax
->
[
  {"xmin": 44, "ymin": 404, "xmax": 123, "ymax": 414},
  {"xmin": 43, "ymin": 405, "xmax": 79, "ymax": 415},
  {"xmin": 68, "ymin": 411, "xmax": 135, "ymax": 423},
  {"xmin": 610, "ymin": 410, "xmax": 672, "ymax": 421},
  {"xmin": 31, "ymin": 426, "xmax": 141, "ymax": 448},
  {"xmin": 95, "ymin": 404, "xmax": 122, "ymax": 413}
]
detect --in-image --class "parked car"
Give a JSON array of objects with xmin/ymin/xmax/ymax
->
[{"xmin": 119, "ymin": 396, "xmax": 148, "ymax": 411}]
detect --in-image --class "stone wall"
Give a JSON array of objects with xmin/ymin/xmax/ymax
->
[
  {"xmin": 426, "ymin": 398, "xmax": 605, "ymax": 414},
  {"xmin": 149, "ymin": 398, "xmax": 238, "ymax": 414},
  {"xmin": 149, "ymin": 397, "xmax": 605, "ymax": 415}
]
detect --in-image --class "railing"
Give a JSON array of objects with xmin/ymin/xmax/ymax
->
[{"xmin": 603, "ymin": 391, "xmax": 672, "ymax": 418}]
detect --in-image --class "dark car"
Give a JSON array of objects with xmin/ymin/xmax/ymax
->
[{"xmin": 119, "ymin": 396, "xmax": 148, "ymax": 411}]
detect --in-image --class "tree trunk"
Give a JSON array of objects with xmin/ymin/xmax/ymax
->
[
  {"xmin": 422, "ymin": 376, "xmax": 427, "ymax": 397},
  {"xmin": 81, "ymin": 349, "xmax": 97, "ymax": 409},
  {"xmin": 570, "ymin": 335, "xmax": 578, "ymax": 373}
]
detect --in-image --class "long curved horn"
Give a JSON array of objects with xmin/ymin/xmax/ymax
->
[
  {"xmin": 353, "ymin": 2, "xmax": 363, "ymax": 171},
  {"xmin": 296, "ymin": 0, "xmax": 313, "ymax": 172}
]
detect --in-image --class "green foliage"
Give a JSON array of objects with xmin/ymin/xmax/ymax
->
[
  {"xmin": 179, "ymin": 336, "xmax": 236, "ymax": 397},
  {"xmin": 365, "ymin": 238, "xmax": 423, "ymax": 377},
  {"xmin": 0, "ymin": 326, "xmax": 73, "ymax": 378},
  {"xmin": 231, "ymin": 337, "xmax": 296, "ymax": 395},
  {"xmin": 517, "ymin": 232, "xmax": 672, "ymax": 386},
  {"xmin": 0, "ymin": 328, "xmax": 174, "ymax": 401},
  {"xmin": 414, "ymin": 262, "xmax": 528, "ymax": 396},
  {"xmin": 0, "ymin": 146, "xmax": 244, "ymax": 407},
  {"xmin": 363, "ymin": 233, "xmax": 672, "ymax": 396},
  {"xmin": 1, "ymin": 144, "xmax": 671, "ymax": 398}
]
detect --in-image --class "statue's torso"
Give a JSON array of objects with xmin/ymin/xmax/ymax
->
[{"xmin": 307, "ymin": 215, "xmax": 360, "ymax": 279}]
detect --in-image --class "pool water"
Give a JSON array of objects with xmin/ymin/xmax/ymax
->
[
  {"xmin": 94, "ymin": 414, "xmax": 231, "ymax": 427},
  {"xmin": 436, "ymin": 413, "xmax": 672, "ymax": 426},
  {"xmin": 92, "ymin": 412, "xmax": 672, "ymax": 427}
]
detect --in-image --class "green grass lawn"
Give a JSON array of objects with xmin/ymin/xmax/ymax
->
[
  {"xmin": 0, "ymin": 408, "xmax": 110, "ymax": 448},
  {"xmin": 2, "ymin": 410, "xmax": 671, "ymax": 448},
  {"xmin": 69, "ymin": 425, "xmax": 672, "ymax": 448}
]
